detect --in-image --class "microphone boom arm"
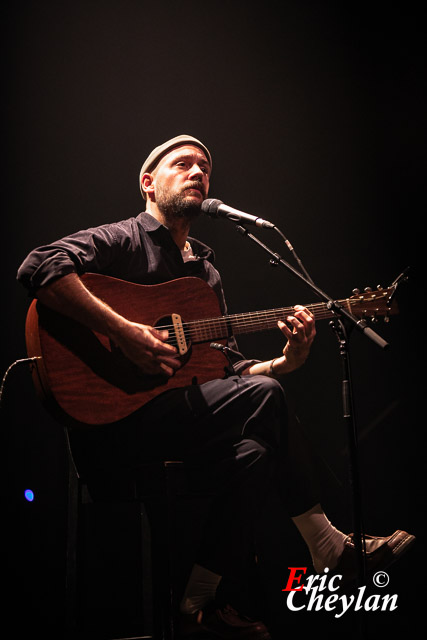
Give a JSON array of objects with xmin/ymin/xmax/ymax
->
[{"xmin": 235, "ymin": 224, "xmax": 389, "ymax": 350}]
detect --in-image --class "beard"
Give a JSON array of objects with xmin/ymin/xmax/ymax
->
[{"xmin": 155, "ymin": 181, "xmax": 205, "ymax": 223}]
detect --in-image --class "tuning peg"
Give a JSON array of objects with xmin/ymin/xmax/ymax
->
[
  {"xmin": 352, "ymin": 288, "xmax": 360, "ymax": 295},
  {"xmin": 364, "ymin": 286, "xmax": 372, "ymax": 292},
  {"xmin": 377, "ymin": 285, "xmax": 383, "ymax": 290}
]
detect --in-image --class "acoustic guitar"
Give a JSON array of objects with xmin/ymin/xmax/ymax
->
[{"xmin": 25, "ymin": 273, "xmax": 398, "ymax": 426}]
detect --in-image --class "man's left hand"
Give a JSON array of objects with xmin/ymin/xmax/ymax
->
[{"xmin": 275, "ymin": 305, "xmax": 316, "ymax": 374}]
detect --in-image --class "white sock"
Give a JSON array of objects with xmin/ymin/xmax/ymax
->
[
  {"xmin": 180, "ymin": 564, "xmax": 222, "ymax": 614},
  {"xmin": 291, "ymin": 504, "xmax": 347, "ymax": 572}
]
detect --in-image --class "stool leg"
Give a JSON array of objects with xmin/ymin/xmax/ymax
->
[
  {"xmin": 139, "ymin": 502, "xmax": 154, "ymax": 637},
  {"xmin": 149, "ymin": 499, "xmax": 175, "ymax": 640},
  {"xmin": 64, "ymin": 451, "xmax": 79, "ymax": 638}
]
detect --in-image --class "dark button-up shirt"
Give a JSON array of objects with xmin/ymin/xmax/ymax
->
[{"xmin": 17, "ymin": 212, "xmax": 259, "ymax": 373}]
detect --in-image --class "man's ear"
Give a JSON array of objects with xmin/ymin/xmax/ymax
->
[{"xmin": 141, "ymin": 172, "xmax": 155, "ymax": 199}]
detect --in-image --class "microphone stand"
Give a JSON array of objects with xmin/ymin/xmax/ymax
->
[{"xmin": 234, "ymin": 223, "xmax": 390, "ymax": 593}]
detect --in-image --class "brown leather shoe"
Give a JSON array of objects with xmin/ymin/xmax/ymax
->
[
  {"xmin": 334, "ymin": 529, "xmax": 415, "ymax": 584},
  {"xmin": 179, "ymin": 604, "xmax": 272, "ymax": 639}
]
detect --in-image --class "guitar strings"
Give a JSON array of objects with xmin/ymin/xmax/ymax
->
[
  {"xmin": 154, "ymin": 301, "xmax": 339, "ymax": 346},
  {"xmin": 153, "ymin": 295, "xmax": 387, "ymax": 347},
  {"xmin": 153, "ymin": 302, "xmax": 329, "ymax": 333}
]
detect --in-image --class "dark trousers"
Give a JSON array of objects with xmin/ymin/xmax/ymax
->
[{"xmin": 71, "ymin": 374, "xmax": 320, "ymax": 579}]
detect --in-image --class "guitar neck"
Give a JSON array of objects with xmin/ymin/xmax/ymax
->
[{"xmin": 186, "ymin": 300, "xmax": 338, "ymax": 344}]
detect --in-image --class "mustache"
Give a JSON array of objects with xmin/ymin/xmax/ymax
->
[{"xmin": 181, "ymin": 181, "xmax": 206, "ymax": 198}]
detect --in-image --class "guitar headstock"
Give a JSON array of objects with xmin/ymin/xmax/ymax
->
[{"xmin": 347, "ymin": 285, "xmax": 399, "ymax": 322}]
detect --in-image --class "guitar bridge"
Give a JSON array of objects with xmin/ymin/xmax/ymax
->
[{"xmin": 171, "ymin": 313, "xmax": 188, "ymax": 355}]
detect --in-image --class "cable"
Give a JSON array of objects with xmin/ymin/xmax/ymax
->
[
  {"xmin": 0, "ymin": 357, "xmax": 41, "ymax": 407},
  {"xmin": 273, "ymin": 225, "xmax": 316, "ymax": 286}
]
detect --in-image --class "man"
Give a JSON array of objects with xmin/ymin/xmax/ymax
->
[{"xmin": 17, "ymin": 135, "xmax": 415, "ymax": 639}]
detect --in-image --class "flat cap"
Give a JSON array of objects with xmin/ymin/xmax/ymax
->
[{"xmin": 139, "ymin": 134, "xmax": 212, "ymax": 199}]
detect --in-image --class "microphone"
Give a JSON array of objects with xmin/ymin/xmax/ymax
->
[{"xmin": 201, "ymin": 198, "xmax": 275, "ymax": 229}]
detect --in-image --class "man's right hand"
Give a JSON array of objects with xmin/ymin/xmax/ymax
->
[
  {"xmin": 111, "ymin": 320, "xmax": 181, "ymax": 377},
  {"xmin": 36, "ymin": 273, "xmax": 181, "ymax": 378}
]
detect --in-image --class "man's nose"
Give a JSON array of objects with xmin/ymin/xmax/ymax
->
[{"xmin": 188, "ymin": 163, "xmax": 205, "ymax": 179}]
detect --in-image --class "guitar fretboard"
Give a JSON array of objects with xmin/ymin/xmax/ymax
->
[{"xmin": 202, "ymin": 301, "xmax": 341, "ymax": 342}]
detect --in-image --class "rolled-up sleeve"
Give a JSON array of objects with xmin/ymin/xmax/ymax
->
[{"xmin": 17, "ymin": 224, "xmax": 121, "ymax": 294}]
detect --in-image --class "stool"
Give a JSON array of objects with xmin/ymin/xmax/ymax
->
[
  {"xmin": 3, "ymin": 355, "xmax": 212, "ymax": 638},
  {"xmin": 64, "ymin": 429, "xmax": 211, "ymax": 640}
]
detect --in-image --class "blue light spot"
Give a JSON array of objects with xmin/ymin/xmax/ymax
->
[{"xmin": 24, "ymin": 489, "xmax": 34, "ymax": 502}]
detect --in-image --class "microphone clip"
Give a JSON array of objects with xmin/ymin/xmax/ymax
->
[{"xmin": 210, "ymin": 342, "xmax": 239, "ymax": 377}]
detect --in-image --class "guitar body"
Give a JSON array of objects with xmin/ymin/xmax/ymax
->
[{"xmin": 25, "ymin": 274, "xmax": 229, "ymax": 426}]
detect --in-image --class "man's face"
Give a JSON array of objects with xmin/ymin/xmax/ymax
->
[{"xmin": 150, "ymin": 145, "xmax": 211, "ymax": 221}]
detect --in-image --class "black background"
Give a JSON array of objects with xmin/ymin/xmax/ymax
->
[{"xmin": 3, "ymin": 1, "xmax": 425, "ymax": 638}]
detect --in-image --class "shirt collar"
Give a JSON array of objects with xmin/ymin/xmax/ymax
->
[
  {"xmin": 136, "ymin": 211, "xmax": 215, "ymax": 262},
  {"xmin": 136, "ymin": 211, "xmax": 164, "ymax": 232}
]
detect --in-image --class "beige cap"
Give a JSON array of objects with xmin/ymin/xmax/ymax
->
[{"xmin": 139, "ymin": 134, "xmax": 212, "ymax": 199}]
